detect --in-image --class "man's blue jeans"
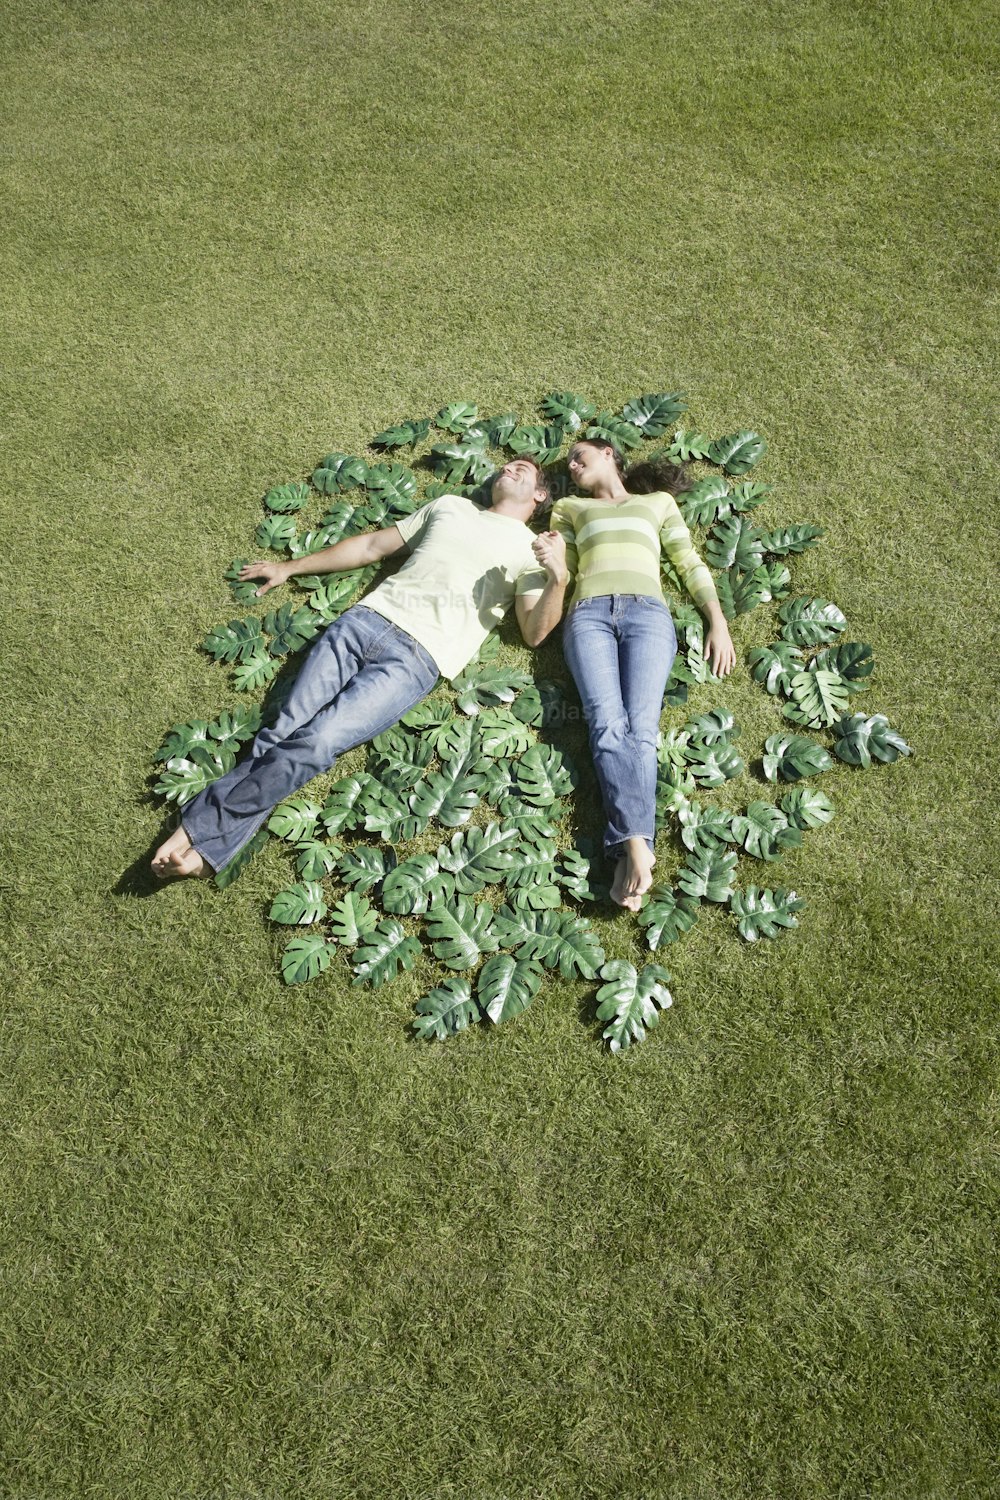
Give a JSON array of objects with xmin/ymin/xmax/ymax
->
[
  {"xmin": 182, "ymin": 605, "xmax": 439, "ymax": 873},
  {"xmin": 562, "ymin": 594, "xmax": 677, "ymax": 855}
]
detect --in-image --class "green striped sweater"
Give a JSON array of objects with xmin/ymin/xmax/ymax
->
[{"xmin": 550, "ymin": 491, "xmax": 719, "ymax": 610}]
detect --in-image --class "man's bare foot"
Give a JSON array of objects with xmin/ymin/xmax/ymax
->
[
  {"xmin": 152, "ymin": 826, "xmax": 208, "ymax": 881},
  {"xmin": 610, "ymin": 838, "xmax": 656, "ymax": 912}
]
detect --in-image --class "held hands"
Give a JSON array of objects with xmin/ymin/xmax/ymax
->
[
  {"xmin": 239, "ymin": 560, "xmax": 292, "ymax": 598},
  {"xmin": 704, "ymin": 618, "xmax": 737, "ymax": 677},
  {"xmin": 531, "ymin": 531, "xmax": 569, "ymax": 586}
]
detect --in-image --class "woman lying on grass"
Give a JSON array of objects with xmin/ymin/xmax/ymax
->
[{"xmin": 533, "ymin": 440, "xmax": 736, "ymax": 911}]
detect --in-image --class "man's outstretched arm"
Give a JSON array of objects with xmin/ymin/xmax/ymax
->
[
  {"xmin": 239, "ymin": 525, "xmax": 408, "ymax": 597},
  {"xmin": 516, "ymin": 531, "xmax": 570, "ymax": 647}
]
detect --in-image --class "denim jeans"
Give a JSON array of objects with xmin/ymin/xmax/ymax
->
[
  {"xmin": 562, "ymin": 594, "xmax": 677, "ymax": 854},
  {"xmin": 182, "ymin": 605, "xmax": 440, "ymax": 873}
]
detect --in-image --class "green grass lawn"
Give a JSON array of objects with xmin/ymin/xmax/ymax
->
[{"xmin": 2, "ymin": 0, "xmax": 997, "ymax": 1494}]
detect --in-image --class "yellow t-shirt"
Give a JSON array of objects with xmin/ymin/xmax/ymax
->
[{"xmin": 364, "ymin": 495, "xmax": 547, "ymax": 680}]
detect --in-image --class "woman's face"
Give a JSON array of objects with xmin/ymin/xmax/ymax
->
[{"xmin": 567, "ymin": 441, "xmax": 615, "ymax": 493}]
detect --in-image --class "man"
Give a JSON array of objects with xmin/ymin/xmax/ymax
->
[{"xmin": 152, "ymin": 458, "xmax": 570, "ymax": 880}]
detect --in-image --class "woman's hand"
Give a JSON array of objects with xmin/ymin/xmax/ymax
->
[
  {"xmin": 704, "ymin": 617, "xmax": 737, "ymax": 677},
  {"xmin": 239, "ymin": 560, "xmax": 292, "ymax": 597},
  {"xmin": 532, "ymin": 531, "xmax": 569, "ymax": 586}
]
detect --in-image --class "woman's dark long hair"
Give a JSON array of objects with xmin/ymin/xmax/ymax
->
[{"xmin": 574, "ymin": 437, "xmax": 691, "ymax": 497}]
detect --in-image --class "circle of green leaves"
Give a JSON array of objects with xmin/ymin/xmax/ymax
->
[{"xmin": 152, "ymin": 392, "xmax": 912, "ymax": 1051}]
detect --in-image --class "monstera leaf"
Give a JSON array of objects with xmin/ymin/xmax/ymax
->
[
  {"xmin": 812, "ymin": 641, "xmax": 874, "ymax": 691},
  {"xmin": 232, "ymin": 647, "xmax": 282, "ymax": 693},
  {"xmin": 506, "ymin": 424, "xmax": 565, "ymax": 462},
  {"xmin": 504, "ymin": 834, "xmax": 559, "ymax": 909},
  {"xmin": 268, "ymin": 795, "xmax": 323, "ymax": 843},
  {"xmin": 263, "ymin": 481, "xmax": 310, "ymax": 513},
  {"xmin": 555, "ymin": 849, "xmax": 611, "ymax": 903},
  {"xmin": 281, "ymin": 933, "xmax": 336, "ymax": 985},
  {"xmin": 155, "ymin": 718, "xmax": 212, "ymax": 762},
  {"xmin": 362, "ymin": 462, "xmax": 418, "ymax": 513},
  {"xmin": 638, "ymin": 887, "xmax": 700, "ymax": 950},
  {"xmin": 429, "ymin": 437, "xmax": 489, "ymax": 484},
  {"xmin": 682, "ymin": 742, "xmax": 745, "ymax": 787},
  {"xmin": 369, "ymin": 726, "xmax": 434, "ymax": 791},
  {"xmin": 832, "ymin": 714, "xmax": 912, "ymax": 768},
  {"xmin": 351, "ymin": 920, "xmax": 422, "ymax": 988},
  {"xmin": 426, "ymin": 712, "xmax": 480, "ymax": 763},
  {"xmin": 424, "ymin": 896, "xmax": 498, "ymax": 971},
  {"xmin": 363, "ymin": 782, "xmax": 425, "ymax": 842},
  {"xmin": 293, "ymin": 839, "xmax": 341, "ymax": 881},
  {"xmin": 224, "ymin": 559, "xmax": 260, "ymax": 603},
  {"xmin": 436, "ymin": 402, "xmax": 479, "ymax": 433},
  {"xmin": 311, "ymin": 453, "xmax": 368, "ymax": 494},
  {"xmin": 315, "ymin": 501, "xmax": 361, "ymax": 544},
  {"xmin": 758, "ymin": 560, "xmax": 792, "ymax": 600},
  {"xmin": 677, "ymin": 847, "xmax": 738, "ymax": 903},
  {"xmin": 493, "ymin": 908, "xmax": 605, "ymax": 979},
  {"xmin": 413, "ymin": 978, "xmax": 481, "ymax": 1041},
  {"xmin": 255, "ymin": 513, "xmax": 298, "ymax": 551},
  {"xmin": 476, "ymin": 707, "xmax": 534, "ymax": 757},
  {"xmin": 207, "ymin": 706, "xmax": 261, "ymax": 754},
  {"xmin": 371, "ymin": 417, "xmax": 430, "ymax": 450},
  {"xmin": 731, "ymin": 887, "xmax": 805, "ymax": 942},
  {"xmin": 454, "ymin": 663, "xmax": 531, "ymax": 714},
  {"xmin": 585, "ymin": 412, "xmax": 643, "ymax": 450},
  {"xmin": 337, "ymin": 844, "xmax": 396, "ymax": 894},
  {"xmin": 708, "ymin": 431, "xmax": 767, "ymax": 474},
  {"xmin": 269, "ymin": 881, "xmax": 328, "ymax": 926},
  {"xmin": 483, "ymin": 412, "xmax": 519, "ymax": 446},
  {"xmin": 786, "ymin": 668, "xmax": 851, "ymax": 728},
  {"xmin": 511, "ymin": 679, "xmax": 569, "ymax": 728},
  {"xmin": 512, "ymin": 744, "xmax": 577, "ymax": 806},
  {"xmin": 779, "ymin": 597, "xmax": 847, "ymax": 646},
  {"xmin": 668, "ymin": 429, "xmax": 714, "ymax": 461},
  {"xmin": 705, "ymin": 515, "xmax": 764, "ymax": 573},
  {"xmin": 401, "ymin": 695, "xmax": 453, "ymax": 733},
  {"xmin": 677, "ymin": 801, "xmax": 738, "ymax": 855},
  {"xmin": 408, "ymin": 755, "xmax": 484, "ymax": 828},
  {"xmin": 308, "ymin": 572, "xmax": 364, "ymax": 621},
  {"xmin": 762, "ymin": 734, "xmax": 834, "ymax": 782},
  {"xmin": 620, "ymin": 392, "xmax": 686, "ymax": 437},
  {"xmin": 321, "ymin": 774, "xmax": 374, "ymax": 835},
  {"xmin": 730, "ymin": 801, "xmax": 803, "ymax": 861},
  {"xmin": 213, "ymin": 826, "xmax": 270, "ymax": 890},
  {"xmin": 758, "ymin": 524, "xmax": 825, "ymax": 556},
  {"xmin": 477, "ymin": 954, "xmax": 544, "ymax": 1025},
  {"xmin": 381, "ymin": 853, "xmax": 454, "ymax": 916},
  {"xmin": 748, "ymin": 641, "xmax": 805, "ymax": 695},
  {"xmin": 327, "ymin": 892, "xmax": 379, "ymax": 946},
  {"xmin": 679, "ymin": 476, "xmax": 732, "ymax": 527},
  {"xmin": 539, "ymin": 391, "xmax": 596, "ymax": 431},
  {"xmin": 263, "ymin": 602, "xmax": 323, "ymax": 656},
  {"xmin": 152, "ymin": 750, "xmax": 227, "ymax": 805},
  {"xmin": 202, "ymin": 616, "xmax": 264, "ymax": 664},
  {"xmin": 436, "ymin": 823, "xmax": 521, "ymax": 893},
  {"xmin": 779, "ymin": 786, "xmax": 836, "ymax": 829},
  {"xmin": 595, "ymin": 961, "xmax": 673, "ymax": 1052},
  {"xmin": 729, "ymin": 481, "xmax": 771, "ymax": 512},
  {"xmin": 685, "ymin": 707, "xmax": 740, "ymax": 746}
]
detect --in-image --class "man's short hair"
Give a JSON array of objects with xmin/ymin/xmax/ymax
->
[{"xmin": 526, "ymin": 459, "xmax": 553, "ymax": 518}]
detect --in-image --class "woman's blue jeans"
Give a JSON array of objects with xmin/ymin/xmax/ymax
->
[
  {"xmin": 182, "ymin": 605, "xmax": 439, "ymax": 874},
  {"xmin": 562, "ymin": 594, "xmax": 677, "ymax": 855}
]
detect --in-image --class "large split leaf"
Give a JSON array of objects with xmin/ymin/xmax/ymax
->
[
  {"xmin": 477, "ymin": 954, "xmax": 544, "ymax": 1025},
  {"xmin": 369, "ymin": 726, "xmax": 434, "ymax": 791},
  {"xmin": 539, "ymin": 391, "xmax": 596, "ymax": 431},
  {"xmin": 224, "ymin": 559, "xmax": 261, "ymax": 603},
  {"xmin": 730, "ymin": 801, "xmax": 803, "ymax": 861},
  {"xmin": 668, "ymin": 429, "xmax": 714, "ymax": 462},
  {"xmin": 705, "ymin": 514, "xmax": 764, "ymax": 572},
  {"xmin": 748, "ymin": 641, "xmax": 805, "ymax": 695},
  {"xmin": 381, "ymin": 853, "xmax": 454, "ymax": 916},
  {"xmin": 263, "ymin": 602, "xmax": 323, "ymax": 656},
  {"xmin": 207, "ymin": 706, "xmax": 262, "ymax": 755},
  {"xmin": 408, "ymin": 755, "xmax": 484, "ymax": 828},
  {"xmin": 708, "ymin": 431, "xmax": 767, "ymax": 474},
  {"xmin": 255, "ymin": 513, "xmax": 298, "ymax": 551},
  {"xmin": 315, "ymin": 501, "xmax": 361, "ymax": 544},
  {"xmin": 436, "ymin": 822, "xmax": 521, "ymax": 893},
  {"xmin": 429, "ymin": 436, "xmax": 491, "ymax": 485},
  {"xmin": 263, "ymin": 481, "xmax": 310, "ymax": 513},
  {"xmin": 155, "ymin": 718, "xmax": 212, "ymax": 763},
  {"xmin": 595, "ymin": 961, "xmax": 673, "ymax": 1052},
  {"xmin": 454, "ymin": 663, "xmax": 531, "ymax": 714},
  {"xmin": 758, "ymin": 523, "xmax": 825, "ymax": 556},
  {"xmin": 585, "ymin": 412, "xmax": 643, "ymax": 450},
  {"xmin": 308, "ymin": 572, "xmax": 364, "ymax": 621},
  {"xmin": 555, "ymin": 848, "xmax": 611, "ymax": 903},
  {"xmin": 832, "ymin": 714, "xmax": 912, "ymax": 768},
  {"xmin": 436, "ymin": 402, "xmax": 479, "ymax": 433},
  {"xmin": 321, "ymin": 774, "xmax": 374, "ymax": 835},
  {"xmin": 371, "ymin": 417, "xmax": 430, "ymax": 450},
  {"xmin": 684, "ymin": 707, "xmax": 740, "ymax": 747},
  {"xmin": 812, "ymin": 641, "xmax": 874, "ymax": 691},
  {"xmin": 778, "ymin": 596, "xmax": 847, "ymax": 647},
  {"xmin": 729, "ymin": 481, "xmax": 771, "ymax": 512},
  {"xmin": 677, "ymin": 847, "xmax": 738, "ymax": 903},
  {"xmin": 731, "ymin": 886, "xmax": 805, "ymax": 941},
  {"xmin": 424, "ymin": 896, "xmax": 498, "ymax": 971},
  {"xmin": 202, "ymin": 616, "xmax": 264, "ymax": 664},
  {"xmin": 683, "ymin": 742, "xmax": 745, "ymax": 787},
  {"xmin": 786, "ymin": 668, "xmax": 851, "ymax": 728},
  {"xmin": 762, "ymin": 734, "xmax": 834, "ymax": 782},
  {"xmin": 476, "ymin": 707, "xmax": 534, "ymax": 757},
  {"xmin": 512, "ymin": 744, "xmax": 577, "ymax": 806},
  {"xmin": 363, "ymin": 462, "xmax": 419, "ymax": 513},
  {"xmin": 268, "ymin": 796, "xmax": 323, "ymax": 843},
  {"xmin": 327, "ymin": 893, "xmax": 379, "ymax": 946},
  {"xmin": 779, "ymin": 786, "xmax": 836, "ymax": 829},
  {"xmin": 351, "ymin": 920, "xmax": 422, "ymax": 988},
  {"xmin": 483, "ymin": 412, "xmax": 519, "ymax": 446},
  {"xmin": 506, "ymin": 423, "xmax": 566, "ymax": 463},
  {"xmin": 152, "ymin": 750, "xmax": 227, "ymax": 805},
  {"xmin": 281, "ymin": 933, "xmax": 336, "ymax": 985},
  {"xmin": 493, "ymin": 907, "xmax": 605, "ymax": 979},
  {"xmin": 638, "ymin": 887, "xmax": 700, "ymax": 950},
  {"xmin": 677, "ymin": 801, "xmax": 738, "ymax": 856},
  {"xmin": 620, "ymin": 392, "xmax": 686, "ymax": 438},
  {"xmin": 337, "ymin": 844, "xmax": 396, "ymax": 894},
  {"xmin": 679, "ymin": 475, "xmax": 731, "ymax": 527},
  {"xmin": 232, "ymin": 647, "xmax": 282, "ymax": 693},
  {"xmin": 511, "ymin": 679, "xmax": 569, "ymax": 729},
  {"xmin": 294, "ymin": 838, "xmax": 341, "ymax": 881},
  {"xmin": 413, "ymin": 978, "xmax": 481, "ymax": 1040},
  {"xmin": 269, "ymin": 881, "xmax": 328, "ymax": 926},
  {"xmin": 311, "ymin": 453, "xmax": 368, "ymax": 495}
]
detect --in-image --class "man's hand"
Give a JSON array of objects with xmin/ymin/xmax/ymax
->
[
  {"xmin": 704, "ymin": 618, "xmax": 736, "ymax": 677},
  {"xmin": 239, "ymin": 560, "xmax": 292, "ymax": 598},
  {"xmin": 531, "ymin": 530, "xmax": 569, "ymax": 585}
]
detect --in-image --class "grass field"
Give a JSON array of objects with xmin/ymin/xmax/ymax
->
[{"xmin": 2, "ymin": 1, "xmax": 998, "ymax": 1495}]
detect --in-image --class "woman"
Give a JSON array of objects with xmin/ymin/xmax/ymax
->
[{"xmin": 532, "ymin": 439, "xmax": 736, "ymax": 911}]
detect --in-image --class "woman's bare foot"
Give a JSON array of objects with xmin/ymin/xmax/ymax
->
[
  {"xmin": 610, "ymin": 838, "xmax": 656, "ymax": 912},
  {"xmin": 152, "ymin": 825, "xmax": 208, "ymax": 881}
]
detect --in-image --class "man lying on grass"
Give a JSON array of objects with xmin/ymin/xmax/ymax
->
[{"xmin": 152, "ymin": 460, "xmax": 570, "ymax": 881}]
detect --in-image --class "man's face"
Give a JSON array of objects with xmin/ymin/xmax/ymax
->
[{"xmin": 493, "ymin": 458, "xmax": 543, "ymax": 511}]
